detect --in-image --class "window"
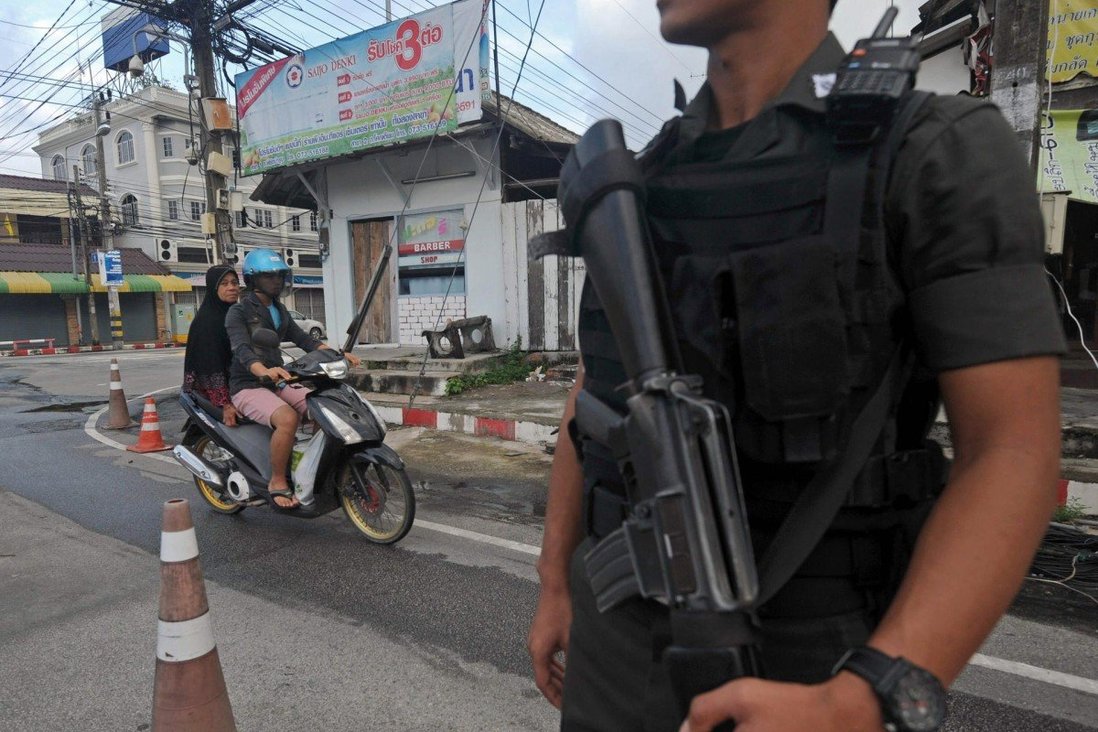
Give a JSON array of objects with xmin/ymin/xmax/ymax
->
[
  {"xmin": 399, "ymin": 267, "xmax": 466, "ymax": 297},
  {"xmin": 299, "ymin": 253, "xmax": 322, "ymax": 269},
  {"xmin": 120, "ymin": 194, "xmax": 139, "ymax": 227},
  {"xmin": 116, "ymin": 131, "xmax": 134, "ymax": 165},
  {"xmin": 237, "ymin": 210, "xmax": 247, "ymax": 228},
  {"xmin": 167, "ymin": 200, "xmax": 179, "ymax": 220},
  {"xmin": 291, "ymin": 215, "xmax": 301, "ymax": 232},
  {"xmin": 294, "ymin": 289, "xmax": 326, "ymax": 323},
  {"xmin": 162, "ymin": 137, "xmax": 173, "ymax": 158},
  {"xmin": 190, "ymin": 201, "xmax": 206, "ymax": 221},
  {"xmin": 81, "ymin": 145, "xmax": 96, "ymax": 177},
  {"xmin": 254, "ymin": 208, "xmax": 262, "ymax": 227},
  {"xmin": 51, "ymin": 155, "xmax": 66, "ymax": 181},
  {"xmin": 264, "ymin": 210, "xmax": 273, "ymax": 228},
  {"xmin": 309, "ymin": 211, "xmax": 318, "ymax": 231}
]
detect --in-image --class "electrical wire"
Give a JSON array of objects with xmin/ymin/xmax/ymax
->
[{"xmin": 1026, "ymin": 522, "xmax": 1098, "ymax": 606}]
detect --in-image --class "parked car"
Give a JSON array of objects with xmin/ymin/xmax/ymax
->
[{"xmin": 287, "ymin": 310, "xmax": 326, "ymax": 340}]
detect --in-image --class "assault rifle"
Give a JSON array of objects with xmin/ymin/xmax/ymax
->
[{"xmin": 532, "ymin": 119, "xmax": 761, "ymax": 718}]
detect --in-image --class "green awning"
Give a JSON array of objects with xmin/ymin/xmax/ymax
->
[
  {"xmin": 0, "ymin": 272, "xmax": 193, "ymax": 294},
  {"xmin": 0, "ymin": 272, "xmax": 88, "ymax": 294}
]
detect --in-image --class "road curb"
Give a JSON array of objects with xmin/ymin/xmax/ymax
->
[
  {"xmin": 375, "ymin": 404, "xmax": 557, "ymax": 448},
  {"xmin": 0, "ymin": 342, "xmax": 179, "ymax": 357},
  {"xmin": 1057, "ymin": 478, "xmax": 1098, "ymax": 513}
]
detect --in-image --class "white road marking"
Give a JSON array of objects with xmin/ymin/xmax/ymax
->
[
  {"xmin": 970, "ymin": 653, "xmax": 1098, "ymax": 695},
  {"xmin": 83, "ymin": 390, "xmax": 1096, "ymax": 700},
  {"xmin": 83, "ymin": 386, "xmax": 179, "ymax": 465},
  {"xmin": 413, "ymin": 519, "xmax": 541, "ymax": 556}
]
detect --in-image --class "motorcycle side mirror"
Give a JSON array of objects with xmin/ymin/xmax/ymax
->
[{"xmin": 252, "ymin": 328, "xmax": 281, "ymax": 349}]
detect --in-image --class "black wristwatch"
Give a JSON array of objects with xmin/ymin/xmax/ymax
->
[{"xmin": 832, "ymin": 646, "xmax": 946, "ymax": 732}]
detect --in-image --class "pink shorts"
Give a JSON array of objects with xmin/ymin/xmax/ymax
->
[{"xmin": 231, "ymin": 384, "xmax": 310, "ymax": 427}]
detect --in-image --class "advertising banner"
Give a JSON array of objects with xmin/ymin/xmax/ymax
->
[
  {"xmin": 97, "ymin": 249, "xmax": 124, "ymax": 286},
  {"xmin": 236, "ymin": 0, "xmax": 489, "ymax": 176},
  {"xmin": 1048, "ymin": 0, "xmax": 1098, "ymax": 84},
  {"xmin": 1039, "ymin": 109, "xmax": 1098, "ymax": 202},
  {"xmin": 398, "ymin": 209, "xmax": 465, "ymax": 269}
]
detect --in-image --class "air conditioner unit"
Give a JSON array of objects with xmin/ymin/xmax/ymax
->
[
  {"xmin": 283, "ymin": 248, "xmax": 297, "ymax": 267},
  {"xmin": 157, "ymin": 238, "xmax": 177, "ymax": 263}
]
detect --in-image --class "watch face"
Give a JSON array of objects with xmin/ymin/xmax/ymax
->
[{"xmin": 892, "ymin": 667, "xmax": 946, "ymax": 731}]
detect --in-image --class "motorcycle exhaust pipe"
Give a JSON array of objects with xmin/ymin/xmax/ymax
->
[{"xmin": 172, "ymin": 445, "xmax": 226, "ymax": 488}]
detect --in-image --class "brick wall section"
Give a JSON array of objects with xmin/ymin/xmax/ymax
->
[
  {"xmin": 398, "ymin": 295, "xmax": 466, "ymax": 345},
  {"xmin": 155, "ymin": 293, "xmax": 169, "ymax": 341},
  {"xmin": 63, "ymin": 295, "xmax": 79, "ymax": 347}
]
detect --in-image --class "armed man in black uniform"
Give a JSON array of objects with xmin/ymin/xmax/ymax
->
[{"xmin": 528, "ymin": 1, "xmax": 1066, "ymax": 730}]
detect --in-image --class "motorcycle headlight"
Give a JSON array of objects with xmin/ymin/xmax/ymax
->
[
  {"xmin": 320, "ymin": 359, "xmax": 348, "ymax": 379},
  {"xmin": 316, "ymin": 404, "xmax": 365, "ymax": 445}
]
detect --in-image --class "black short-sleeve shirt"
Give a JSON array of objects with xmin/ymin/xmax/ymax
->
[{"xmin": 673, "ymin": 34, "xmax": 1066, "ymax": 373}]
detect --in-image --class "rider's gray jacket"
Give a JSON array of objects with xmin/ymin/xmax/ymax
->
[{"xmin": 225, "ymin": 291, "xmax": 321, "ymax": 394}]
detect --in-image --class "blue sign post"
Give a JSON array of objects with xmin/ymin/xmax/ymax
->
[
  {"xmin": 97, "ymin": 249, "xmax": 125, "ymax": 349},
  {"xmin": 102, "ymin": 249, "xmax": 123, "ymax": 286}
]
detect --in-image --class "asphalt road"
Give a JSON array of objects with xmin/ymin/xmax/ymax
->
[{"xmin": 0, "ymin": 350, "xmax": 1096, "ymax": 731}]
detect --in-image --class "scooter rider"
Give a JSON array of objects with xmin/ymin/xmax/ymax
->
[{"xmin": 226, "ymin": 248, "xmax": 361, "ymax": 508}]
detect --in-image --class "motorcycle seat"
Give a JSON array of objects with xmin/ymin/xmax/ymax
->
[{"xmin": 191, "ymin": 393, "xmax": 255, "ymax": 425}]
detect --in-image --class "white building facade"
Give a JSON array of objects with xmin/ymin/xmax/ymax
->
[{"xmin": 33, "ymin": 85, "xmax": 328, "ymax": 330}]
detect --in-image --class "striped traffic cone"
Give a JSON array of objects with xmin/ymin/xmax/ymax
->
[
  {"xmin": 104, "ymin": 358, "xmax": 137, "ymax": 430},
  {"xmin": 152, "ymin": 499, "xmax": 236, "ymax": 731},
  {"xmin": 128, "ymin": 398, "xmax": 173, "ymax": 453}
]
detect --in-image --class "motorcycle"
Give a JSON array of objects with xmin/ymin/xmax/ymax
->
[{"xmin": 173, "ymin": 327, "xmax": 415, "ymax": 545}]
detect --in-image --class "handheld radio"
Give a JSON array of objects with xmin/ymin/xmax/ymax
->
[{"xmin": 827, "ymin": 7, "xmax": 921, "ymax": 139}]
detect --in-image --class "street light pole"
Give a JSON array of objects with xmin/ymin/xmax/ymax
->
[{"xmin": 94, "ymin": 94, "xmax": 124, "ymax": 350}]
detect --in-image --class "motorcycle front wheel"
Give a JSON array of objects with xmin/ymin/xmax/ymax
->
[
  {"xmin": 191, "ymin": 435, "xmax": 244, "ymax": 515},
  {"xmin": 338, "ymin": 461, "xmax": 415, "ymax": 544}
]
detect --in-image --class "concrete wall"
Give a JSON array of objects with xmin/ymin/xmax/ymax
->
[{"xmin": 322, "ymin": 135, "xmax": 506, "ymax": 346}]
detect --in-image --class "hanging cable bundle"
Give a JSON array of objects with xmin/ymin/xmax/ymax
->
[{"xmin": 1028, "ymin": 522, "xmax": 1098, "ymax": 604}]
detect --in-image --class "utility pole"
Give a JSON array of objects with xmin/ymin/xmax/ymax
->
[
  {"xmin": 191, "ymin": 2, "xmax": 232, "ymax": 264},
  {"xmin": 94, "ymin": 94, "xmax": 124, "ymax": 350},
  {"xmin": 72, "ymin": 166, "xmax": 100, "ymax": 346},
  {"xmin": 66, "ymin": 183, "xmax": 85, "ymax": 344},
  {"xmin": 989, "ymin": 0, "xmax": 1051, "ymax": 172}
]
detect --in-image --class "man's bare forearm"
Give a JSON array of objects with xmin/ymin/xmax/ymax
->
[
  {"xmin": 865, "ymin": 357, "xmax": 1060, "ymax": 685},
  {"xmin": 537, "ymin": 366, "xmax": 587, "ymax": 591}
]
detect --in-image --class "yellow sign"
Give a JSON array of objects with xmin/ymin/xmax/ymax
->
[
  {"xmin": 1048, "ymin": 0, "xmax": 1098, "ymax": 83},
  {"xmin": 1039, "ymin": 108, "xmax": 1098, "ymax": 202}
]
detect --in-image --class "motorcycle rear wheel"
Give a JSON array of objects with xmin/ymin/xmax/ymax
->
[
  {"xmin": 339, "ymin": 461, "xmax": 415, "ymax": 544},
  {"xmin": 191, "ymin": 435, "xmax": 245, "ymax": 514}
]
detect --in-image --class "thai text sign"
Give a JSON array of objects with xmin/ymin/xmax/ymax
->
[
  {"xmin": 1039, "ymin": 109, "xmax": 1098, "ymax": 203},
  {"xmin": 236, "ymin": 0, "xmax": 488, "ymax": 176},
  {"xmin": 1048, "ymin": 0, "xmax": 1098, "ymax": 84},
  {"xmin": 97, "ymin": 249, "xmax": 124, "ymax": 286},
  {"xmin": 398, "ymin": 209, "xmax": 465, "ymax": 269}
]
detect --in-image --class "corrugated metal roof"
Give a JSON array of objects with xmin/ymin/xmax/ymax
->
[
  {"xmin": 483, "ymin": 94, "xmax": 580, "ymax": 145},
  {"xmin": 0, "ymin": 243, "xmax": 170, "ymax": 275},
  {"xmin": 0, "ymin": 173, "xmax": 98, "ymax": 197}
]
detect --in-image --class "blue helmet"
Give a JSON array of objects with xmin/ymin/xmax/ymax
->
[{"xmin": 242, "ymin": 248, "xmax": 292, "ymax": 291}]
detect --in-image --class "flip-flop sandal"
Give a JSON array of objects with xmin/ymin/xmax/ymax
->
[{"xmin": 269, "ymin": 489, "xmax": 298, "ymax": 509}]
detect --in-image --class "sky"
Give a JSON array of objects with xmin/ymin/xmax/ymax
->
[{"xmin": 0, "ymin": 0, "xmax": 923, "ymax": 178}]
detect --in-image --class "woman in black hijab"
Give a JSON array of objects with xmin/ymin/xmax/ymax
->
[{"xmin": 182, "ymin": 264, "xmax": 241, "ymax": 426}]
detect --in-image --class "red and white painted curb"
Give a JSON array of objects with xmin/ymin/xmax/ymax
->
[
  {"xmin": 0, "ymin": 342, "xmax": 179, "ymax": 357},
  {"xmin": 375, "ymin": 404, "xmax": 557, "ymax": 448},
  {"xmin": 1057, "ymin": 478, "xmax": 1098, "ymax": 514}
]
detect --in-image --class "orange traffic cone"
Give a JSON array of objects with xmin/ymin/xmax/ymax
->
[
  {"xmin": 128, "ymin": 398, "xmax": 173, "ymax": 453},
  {"xmin": 152, "ymin": 499, "xmax": 236, "ymax": 731},
  {"xmin": 104, "ymin": 358, "xmax": 137, "ymax": 430}
]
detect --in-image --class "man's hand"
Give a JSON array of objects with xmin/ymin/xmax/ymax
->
[
  {"xmin": 345, "ymin": 351, "xmax": 361, "ymax": 368},
  {"xmin": 222, "ymin": 403, "xmax": 238, "ymax": 427},
  {"xmin": 679, "ymin": 673, "xmax": 882, "ymax": 732},
  {"xmin": 527, "ymin": 585, "xmax": 573, "ymax": 709},
  {"xmin": 264, "ymin": 366, "xmax": 292, "ymax": 383}
]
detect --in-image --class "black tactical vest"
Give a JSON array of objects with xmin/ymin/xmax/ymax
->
[{"xmin": 576, "ymin": 97, "xmax": 946, "ymax": 539}]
